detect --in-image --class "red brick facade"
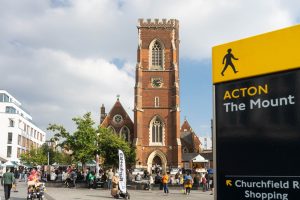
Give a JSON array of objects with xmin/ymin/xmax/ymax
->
[
  {"xmin": 133, "ymin": 19, "xmax": 182, "ymax": 172},
  {"xmin": 98, "ymin": 19, "xmax": 204, "ymax": 172},
  {"xmin": 180, "ymin": 119, "xmax": 201, "ymax": 154},
  {"xmin": 100, "ymin": 98, "xmax": 134, "ymax": 144}
]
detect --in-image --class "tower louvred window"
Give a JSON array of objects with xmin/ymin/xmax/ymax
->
[{"xmin": 152, "ymin": 41, "xmax": 163, "ymax": 69}]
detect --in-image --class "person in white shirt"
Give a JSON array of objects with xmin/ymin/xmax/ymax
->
[
  {"xmin": 107, "ymin": 169, "xmax": 114, "ymax": 190},
  {"xmin": 148, "ymin": 175, "xmax": 154, "ymax": 190},
  {"xmin": 135, "ymin": 173, "xmax": 141, "ymax": 181}
]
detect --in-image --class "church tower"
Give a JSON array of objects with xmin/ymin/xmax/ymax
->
[{"xmin": 133, "ymin": 19, "xmax": 181, "ymax": 172}]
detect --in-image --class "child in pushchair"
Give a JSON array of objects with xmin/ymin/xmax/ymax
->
[
  {"xmin": 27, "ymin": 182, "xmax": 45, "ymax": 200},
  {"xmin": 27, "ymin": 169, "xmax": 45, "ymax": 200}
]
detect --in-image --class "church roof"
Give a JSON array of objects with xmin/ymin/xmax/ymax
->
[
  {"xmin": 180, "ymin": 119, "xmax": 193, "ymax": 132},
  {"xmin": 182, "ymin": 153, "xmax": 199, "ymax": 162},
  {"xmin": 100, "ymin": 97, "xmax": 133, "ymax": 132},
  {"xmin": 180, "ymin": 119, "xmax": 202, "ymax": 153},
  {"xmin": 200, "ymin": 151, "xmax": 213, "ymax": 161}
]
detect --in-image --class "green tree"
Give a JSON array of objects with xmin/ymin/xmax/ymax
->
[
  {"xmin": 20, "ymin": 143, "xmax": 71, "ymax": 166},
  {"xmin": 48, "ymin": 112, "xmax": 98, "ymax": 168},
  {"xmin": 20, "ymin": 147, "xmax": 47, "ymax": 166},
  {"xmin": 97, "ymin": 127, "xmax": 136, "ymax": 168},
  {"xmin": 53, "ymin": 151, "xmax": 72, "ymax": 165},
  {"xmin": 48, "ymin": 112, "xmax": 136, "ymax": 169}
]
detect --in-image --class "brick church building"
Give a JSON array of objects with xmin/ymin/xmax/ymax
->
[{"xmin": 100, "ymin": 19, "xmax": 201, "ymax": 173}]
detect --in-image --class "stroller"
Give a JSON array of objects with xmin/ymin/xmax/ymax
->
[
  {"xmin": 111, "ymin": 179, "xmax": 130, "ymax": 199},
  {"xmin": 27, "ymin": 182, "xmax": 45, "ymax": 200},
  {"xmin": 111, "ymin": 187, "xmax": 130, "ymax": 199}
]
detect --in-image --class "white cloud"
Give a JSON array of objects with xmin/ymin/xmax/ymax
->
[
  {"xmin": 0, "ymin": 0, "xmax": 299, "ymax": 136},
  {"xmin": 0, "ymin": 0, "xmax": 296, "ymax": 62},
  {"xmin": 1, "ymin": 45, "xmax": 134, "ymax": 133}
]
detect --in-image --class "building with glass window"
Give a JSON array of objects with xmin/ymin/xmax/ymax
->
[{"xmin": 0, "ymin": 90, "xmax": 46, "ymax": 164}]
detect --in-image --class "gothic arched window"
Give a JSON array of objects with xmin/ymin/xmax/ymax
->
[
  {"xmin": 183, "ymin": 146, "xmax": 189, "ymax": 153},
  {"xmin": 120, "ymin": 126, "xmax": 130, "ymax": 142},
  {"xmin": 150, "ymin": 40, "xmax": 164, "ymax": 70},
  {"xmin": 108, "ymin": 126, "xmax": 116, "ymax": 133},
  {"xmin": 150, "ymin": 116, "xmax": 164, "ymax": 145}
]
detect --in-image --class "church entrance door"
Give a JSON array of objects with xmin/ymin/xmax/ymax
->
[{"xmin": 147, "ymin": 150, "xmax": 167, "ymax": 174}]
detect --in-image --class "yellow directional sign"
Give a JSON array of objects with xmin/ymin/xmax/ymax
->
[
  {"xmin": 212, "ymin": 24, "xmax": 300, "ymax": 84},
  {"xmin": 226, "ymin": 180, "xmax": 232, "ymax": 187}
]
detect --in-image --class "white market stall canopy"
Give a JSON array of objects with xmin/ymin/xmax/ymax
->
[
  {"xmin": 4, "ymin": 161, "xmax": 19, "ymax": 167},
  {"xmin": 192, "ymin": 155, "xmax": 208, "ymax": 163}
]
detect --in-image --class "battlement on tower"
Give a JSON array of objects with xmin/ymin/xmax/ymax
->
[{"xmin": 138, "ymin": 18, "xmax": 179, "ymax": 29}]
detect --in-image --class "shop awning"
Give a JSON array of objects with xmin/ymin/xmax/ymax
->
[
  {"xmin": 4, "ymin": 161, "xmax": 18, "ymax": 167},
  {"xmin": 192, "ymin": 155, "xmax": 208, "ymax": 163}
]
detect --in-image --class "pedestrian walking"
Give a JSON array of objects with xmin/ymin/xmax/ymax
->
[
  {"xmin": 107, "ymin": 169, "xmax": 114, "ymax": 190},
  {"xmin": 111, "ymin": 173, "xmax": 120, "ymax": 198},
  {"xmin": 24, "ymin": 168, "xmax": 28, "ymax": 183},
  {"xmin": 13, "ymin": 168, "xmax": 19, "ymax": 182},
  {"xmin": 70, "ymin": 169, "xmax": 77, "ymax": 188},
  {"xmin": 88, "ymin": 171, "xmax": 96, "ymax": 189},
  {"xmin": 1, "ymin": 167, "xmax": 15, "ymax": 200},
  {"xmin": 184, "ymin": 173, "xmax": 193, "ymax": 195},
  {"xmin": 148, "ymin": 175, "xmax": 154, "ymax": 190},
  {"xmin": 0, "ymin": 168, "xmax": 3, "ymax": 181},
  {"xmin": 162, "ymin": 173, "xmax": 169, "ymax": 194},
  {"xmin": 201, "ymin": 174, "xmax": 207, "ymax": 192},
  {"xmin": 210, "ymin": 177, "xmax": 214, "ymax": 195},
  {"xmin": 12, "ymin": 168, "xmax": 18, "ymax": 192}
]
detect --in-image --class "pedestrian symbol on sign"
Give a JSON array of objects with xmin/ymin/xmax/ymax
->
[{"xmin": 221, "ymin": 48, "xmax": 239, "ymax": 76}]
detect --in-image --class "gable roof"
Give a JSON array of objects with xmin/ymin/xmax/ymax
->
[
  {"xmin": 180, "ymin": 119, "xmax": 193, "ymax": 132},
  {"xmin": 100, "ymin": 98, "xmax": 133, "ymax": 132},
  {"xmin": 180, "ymin": 119, "xmax": 201, "ymax": 153},
  {"xmin": 182, "ymin": 153, "xmax": 199, "ymax": 162}
]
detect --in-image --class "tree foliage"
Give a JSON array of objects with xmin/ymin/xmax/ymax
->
[
  {"xmin": 20, "ymin": 146, "xmax": 47, "ymax": 166},
  {"xmin": 97, "ymin": 127, "xmax": 136, "ymax": 168},
  {"xmin": 20, "ymin": 143, "xmax": 72, "ymax": 166},
  {"xmin": 48, "ymin": 112, "xmax": 136, "ymax": 169},
  {"xmin": 48, "ymin": 112, "xmax": 97, "ymax": 166}
]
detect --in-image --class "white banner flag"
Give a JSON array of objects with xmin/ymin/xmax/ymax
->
[{"xmin": 118, "ymin": 149, "xmax": 127, "ymax": 193}]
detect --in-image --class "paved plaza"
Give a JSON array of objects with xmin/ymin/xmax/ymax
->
[
  {"xmin": 0, "ymin": 181, "xmax": 27, "ymax": 200},
  {"xmin": 0, "ymin": 182, "xmax": 214, "ymax": 200}
]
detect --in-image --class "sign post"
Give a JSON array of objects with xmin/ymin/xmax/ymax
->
[{"xmin": 213, "ymin": 25, "xmax": 300, "ymax": 200}]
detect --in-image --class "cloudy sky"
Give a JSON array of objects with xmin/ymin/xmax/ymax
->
[{"xmin": 1, "ymin": 0, "xmax": 299, "ymax": 138}]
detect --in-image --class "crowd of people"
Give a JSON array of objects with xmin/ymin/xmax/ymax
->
[
  {"xmin": 135, "ymin": 170, "xmax": 214, "ymax": 195},
  {"xmin": 1, "ymin": 165, "xmax": 214, "ymax": 199}
]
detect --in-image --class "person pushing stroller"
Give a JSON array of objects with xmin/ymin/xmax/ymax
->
[
  {"xmin": 27, "ymin": 169, "xmax": 45, "ymax": 200},
  {"xmin": 111, "ymin": 173, "xmax": 130, "ymax": 199}
]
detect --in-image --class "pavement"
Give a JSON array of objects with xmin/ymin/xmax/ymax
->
[
  {"xmin": 0, "ymin": 182, "xmax": 214, "ymax": 200},
  {"xmin": 0, "ymin": 181, "xmax": 29, "ymax": 200}
]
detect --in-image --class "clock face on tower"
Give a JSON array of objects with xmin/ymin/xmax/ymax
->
[{"xmin": 151, "ymin": 78, "xmax": 162, "ymax": 88}]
